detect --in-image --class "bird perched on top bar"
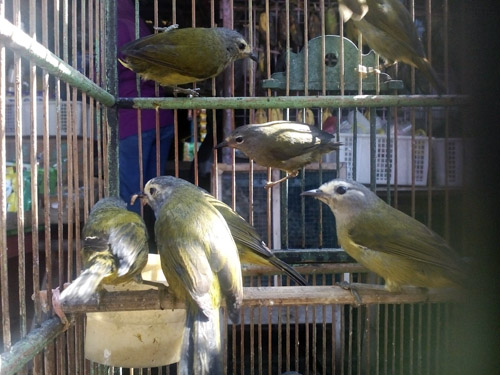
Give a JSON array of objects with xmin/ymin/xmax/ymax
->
[
  {"xmin": 119, "ymin": 25, "xmax": 257, "ymax": 95},
  {"xmin": 302, "ymin": 179, "xmax": 466, "ymax": 292},
  {"xmin": 137, "ymin": 176, "xmax": 243, "ymax": 375},
  {"xmin": 60, "ymin": 197, "xmax": 149, "ymax": 303},
  {"xmin": 215, "ymin": 121, "xmax": 342, "ymax": 188},
  {"xmin": 338, "ymin": 0, "xmax": 445, "ymax": 93}
]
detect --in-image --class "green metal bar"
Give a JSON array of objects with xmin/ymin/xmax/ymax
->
[
  {"xmin": 0, "ymin": 318, "xmax": 67, "ymax": 375},
  {"xmin": 117, "ymin": 95, "xmax": 469, "ymax": 110},
  {"xmin": 0, "ymin": 16, "xmax": 115, "ymax": 107},
  {"xmin": 105, "ymin": 0, "xmax": 119, "ymax": 196}
]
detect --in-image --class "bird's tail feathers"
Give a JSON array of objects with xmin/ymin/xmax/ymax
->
[
  {"xmin": 180, "ymin": 307, "xmax": 222, "ymax": 375},
  {"xmin": 60, "ymin": 255, "xmax": 114, "ymax": 304},
  {"xmin": 418, "ymin": 58, "xmax": 446, "ymax": 94},
  {"xmin": 269, "ymin": 256, "xmax": 307, "ymax": 286}
]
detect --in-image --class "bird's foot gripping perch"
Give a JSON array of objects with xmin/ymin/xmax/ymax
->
[
  {"xmin": 171, "ymin": 86, "xmax": 200, "ymax": 97},
  {"xmin": 356, "ymin": 64, "xmax": 393, "ymax": 82},
  {"xmin": 264, "ymin": 171, "xmax": 299, "ymax": 189},
  {"xmin": 46, "ymin": 286, "xmax": 70, "ymax": 328},
  {"xmin": 336, "ymin": 281, "xmax": 364, "ymax": 307},
  {"xmin": 154, "ymin": 24, "xmax": 179, "ymax": 33}
]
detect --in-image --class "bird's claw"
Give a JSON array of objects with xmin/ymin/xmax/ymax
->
[
  {"xmin": 264, "ymin": 171, "xmax": 299, "ymax": 189},
  {"xmin": 154, "ymin": 24, "xmax": 179, "ymax": 33},
  {"xmin": 172, "ymin": 86, "xmax": 200, "ymax": 97},
  {"xmin": 336, "ymin": 281, "xmax": 363, "ymax": 307},
  {"xmin": 52, "ymin": 287, "xmax": 70, "ymax": 328}
]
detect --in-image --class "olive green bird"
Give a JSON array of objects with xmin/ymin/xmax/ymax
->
[
  {"xmin": 60, "ymin": 197, "xmax": 149, "ymax": 303},
  {"xmin": 119, "ymin": 26, "xmax": 257, "ymax": 95},
  {"xmin": 140, "ymin": 176, "xmax": 243, "ymax": 375},
  {"xmin": 338, "ymin": 0, "xmax": 445, "ymax": 93},
  {"xmin": 215, "ymin": 121, "xmax": 342, "ymax": 188},
  {"xmin": 302, "ymin": 179, "xmax": 465, "ymax": 292},
  {"xmin": 150, "ymin": 177, "xmax": 307, "ymax": 285}
]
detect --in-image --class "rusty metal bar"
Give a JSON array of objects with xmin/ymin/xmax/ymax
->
[
  {"xmin": 12, "ymin": 5, "xmax": 27, "ymax": 368},
  {"xmin": 0, "ymin": 0, "xmax": 10, "ymax": 356}
]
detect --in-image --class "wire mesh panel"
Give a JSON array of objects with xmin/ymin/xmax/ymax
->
[{"xmin": 0, "ymin": 1, "xmax": 497, "ymax": 375}]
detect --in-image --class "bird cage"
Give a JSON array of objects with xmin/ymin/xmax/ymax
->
[{"xmin": 0, "ymin": 1, "xmax": 498, "ymax": 375}]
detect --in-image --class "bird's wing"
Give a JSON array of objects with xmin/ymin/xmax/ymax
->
[
  {"xmin": 364, "ymin": 0, "xmax": 425, "ymax": 57},
  {"xmin": 157, "ymin": 196, "xmax": 241, "ymax": 318},
  {"xmin": 108, "ymin": 221, "xmax": 148, "ymax": 278},
  {"xmin": 205, "ymin": 195, "xmax": 274, "ymax": 259},
  {"xmin": 347, "ymin": 205, "xmax": 462, "ymax": 272},
  {"xmin": 266, "ymin": 126, "xmax": 327, "ymax": 161},
  {"xmin": 121, "ymin": 32, "xmax": 222, "ymax": 79}
]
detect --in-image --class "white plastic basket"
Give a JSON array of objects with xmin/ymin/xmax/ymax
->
[
  {"xmin": 431, "ymin": 138, "xmax": 463, "ymax": 186},
  {"xmin": 5, "ymin": 97, "xmax": 84, "ymax": 136},
  {"xmin": 339, "ymin": 134, "xmax": 429, "ymax": 185}
]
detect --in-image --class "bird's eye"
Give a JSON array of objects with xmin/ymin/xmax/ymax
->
[
  {"xmin": 149, "ymin": 187, "xmax": 157, "ymax": 196},
  {"xmin": 235, "ymin": 136, "xmax": 244, "ymax": 144},
  {"xmin": 335, "ymin": 185, "xmax": 347, "ymax": 195},
  {"xmin": 238, "ymin": 42, "xmax": 246, "ymax": 50}
]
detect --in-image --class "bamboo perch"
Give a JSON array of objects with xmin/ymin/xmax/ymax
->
[{"xmin": 37, "ymin": 284, "xmax": 465, "ymax": 315}]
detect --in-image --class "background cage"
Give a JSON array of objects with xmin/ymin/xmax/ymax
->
[{"xmin": 0, "ymin": 0, "xmax": 499, "ymax": 375}]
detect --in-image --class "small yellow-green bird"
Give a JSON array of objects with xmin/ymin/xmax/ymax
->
[
  {"xmin": 302, "ymin": 179, "xmax": 465, "ymax": 292},
  {"xmin": 338, "ymin": 0, "xmax": 445, "ymax": 93},
  {"xmin": 137, "ymin": 176, "xmax": 306, "ymax": 285},
  {"xmin": 140, "ymin": 176, "xmax": 243, "ymax": 375},
  {"xmin": 60, "ymin": 197, "xmax": 149, "ymax": 303},
  {"xmin": 119, "ymin": 26, "xmax": 257, "ymax": 94},
  {"xmin": 215, "ymin": 121, "xmax": 342, "ymax": 188}
]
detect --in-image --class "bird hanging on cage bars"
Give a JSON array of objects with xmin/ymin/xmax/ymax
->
[
  {"xmin": 135, "ymin": 176, "xmax": 243, "ymax": 375},
  {"xmin": 57, "ymin": 197, "xmax": 149, "ymax": 318},
  {"xmin": 118, "ymin": 25, "xmax": 258, "ymax": 96},
  {"xmin": 302, "ymin": 179, "xmax": 466, "ymax": 292},
  {"xmin": 337, "ymin": 0, "xmax": 445, "ymax": 93},
  {"xmin": 215, "ymin": 121, "xmax": 342, "ymax": 188}
]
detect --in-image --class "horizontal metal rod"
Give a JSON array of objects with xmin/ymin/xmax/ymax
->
[
  {"xmin": 0, "ymin": 318, "xmax": 66, "ymax": 375},
  {"xmin": 0, "ymin": 17, "xmax": 115, "ymax": 107},
  {"xmin": 117, "ymin": 95, "xmax": 469, "ymax": 110},
  {"xmin": 48, "ymin": 284, "xmax": 464, "ymax": 315}
]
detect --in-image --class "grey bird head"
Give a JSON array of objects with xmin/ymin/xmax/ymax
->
[
  {"xmin": 218, "ymin": 28, "xmax": 258, "ymax": 63},
  {"xmin": 301, "ymin": 179, "xmax": 379, "ymax": 220},
  {"xmin": 89, "ymin": 196, "xmax": 127, "ymax": 213},
  {"xmin": 141, "ymin": 176, "xmax": 192, "ymax": 216}
]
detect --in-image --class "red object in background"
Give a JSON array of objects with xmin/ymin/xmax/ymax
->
[{"xmin": 323, "ymin": 114, "xmax": 337, "ymax": 134}]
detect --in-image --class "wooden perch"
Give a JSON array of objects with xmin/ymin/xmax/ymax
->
[{"xmin": 36, "ymin": 284, "xmax": 466, "ymax": 315}]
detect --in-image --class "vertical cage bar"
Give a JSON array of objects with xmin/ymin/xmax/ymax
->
[
  {"xmin": 12, "ymin": 2, "xmax": 27, "ymax": 364},
  {"xmin": 417, "ymin": 303, "xmax": 423, "ymax": 374},
  {"xmin": 399, "ymin": 305, "xmax": 404, "ymax": 375},
  {"xmin": 0, "ymin": 0, "xmax": 11, "ymax": 354},
  {"xmin": 105, "ymin": 0, "xmax": 119, "ymax": 196}
]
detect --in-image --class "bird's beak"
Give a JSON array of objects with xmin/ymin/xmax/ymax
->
[
  {"xmin": 214, "ymin": 140, "xmax": 228, "ymax": 149},
  {"xmin": 301, "ymin": 189, "xmax": 324, "ymax": 198},
  {"xmin": 248, "ymin": 52, "xmax": 258, "ymax": 62},
  {"xmin": 130, "ymin": 192, "xmax": 146, "ymax": 206}
]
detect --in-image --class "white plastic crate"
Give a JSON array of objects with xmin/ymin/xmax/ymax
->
[
  {"xmin": 5, "ymin": 97, "xmax": 84, "ymax": 136},
  {"xmin": 339, "ymin": 134, "xmax": 429, "ymax": 185},
  {"xmin": 432, "ymin": 138, "xmax": 463, "ymax": 186}
]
